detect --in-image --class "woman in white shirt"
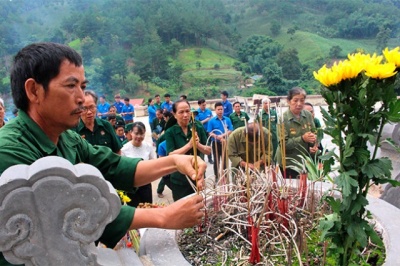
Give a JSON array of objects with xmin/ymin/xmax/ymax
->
[{"xmin": 121, "ymin": 121, "xmax": 156, "ymax": 207}]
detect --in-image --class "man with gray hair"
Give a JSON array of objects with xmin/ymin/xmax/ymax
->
[
  {"xmin": 74, "ymin": 90, "xmax": 122, "ymax": 154},
  {"xmin": 256, "ymin": 97, "xmax": 278, "ymax": 160}
]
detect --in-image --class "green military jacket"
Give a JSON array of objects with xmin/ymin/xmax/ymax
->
[
  {"xmin": 0, "ymin": 111, "xmax": 141, "ymax": 265},
  {"xmin": 275, "ymin": 109, "xmax": 315, "ymax": 171},
  {"xmin": 74, "ymin": 118, "xmax": 122, "ymax": 153},
  {"xmin": 229, "ymin": 111, "xmax": 250, "ymax": 130},
  {"xmin": 151, "ymin": 117, "xmax": 166, "ymax": 133},
  {"xmin": 256, "ymin": 108, "xmax": 279, "ymax": 158},
  {"xmin": 227, "ymin": 126, "xmax": 270, "ymax": 167},
  {"xmin": 164, "ymin": 123, "xmax": 207, "ymax": 185}
]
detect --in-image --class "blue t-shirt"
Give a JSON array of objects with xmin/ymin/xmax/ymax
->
[
  {"xmin": 121, "ymin": 104, "xmax": 135, "ymax": 121},
  {"xmin": 97, "ymin": 102, "xmax": 110, "ymax": 119},
  {"xmin": 161, "ymin": 101, "xmax": 173, "ymax": 112},
  {"xmin": 222, "ymin": 100, "xmax": 233, "ymax": 117},
  {"xmin": 113, "ymin": 101, "xmax": 124, "ymax": 114},
  {"xmin": 158, "ymin": 140, "xmax": 167, "ymax": 157},
  {"xmin": 207, "ymin": 116, "xmax": 233, "ymax": 142},
  {"xmin": 196, "ymin": 108, "xmax": 213, "ymax": 130},
  {"xmin": 148, "ymin": 105, "xmax": 157, "ymax": 124}
]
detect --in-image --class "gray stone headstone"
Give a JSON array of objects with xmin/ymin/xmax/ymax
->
[
  {"xmin": 381, "ymin": 173, "xmax": 400, "ymax": 209},
  {"xmin": 0, "ymin": 156, "xmax": 142, "ymax": 266}
]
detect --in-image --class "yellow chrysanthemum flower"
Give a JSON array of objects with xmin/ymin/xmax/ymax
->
[
  {"xmin": 365, "ymin": 62, "xmax": 397, "ymax": 79},
  {"xmin": 313, "ymin": 65, "xmax": 340, "ymax": 87},
  {"xmin": 121, "ymin": 195, "xmax": 131, "ymax": 204},
  {"xmin": 383, "ymin": 47, "xmax": 400, "ymax": 67}
]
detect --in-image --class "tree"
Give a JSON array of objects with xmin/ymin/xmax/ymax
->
[
  {"xmin": 276, "ymin": 48, "xmax": 302, "ymax": 80},
  {"xmin": 195, "ymin": 49, "xmax": 202, "ymax": 58},
  {"xmin": 168, "ymin": 38, "xmax": 182, "ymax": 59},
  {"xmin": 329, "ymin": 45, "xmax": 342, "ymax": 59},
  {"xmin": 270, "ymin": 21, "xmax": 281, "ymax": 36},
  {"xmin": 376, "ymin": 27, "xmax": 391, "ymax": 51}
]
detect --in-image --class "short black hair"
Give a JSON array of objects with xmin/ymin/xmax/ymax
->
[
  {"xmin": 198, "ymin": 98, "xmax": 206, "ymax": 105},
  {"xmin": 221, "ymin": 90, "xmax": 229, "ymax": 97},
  {"xmin": 180, "ymin": 94, "xmax": 187, "ymax": 99},
  {"xmin": 215, "ymin": 102, "xmax": 223, "ymax": 108},
  {"xmin": 304, "ymin": 102, "xmax": 313, "ymax": 108},
  {"xmin": 10, "ymin": 42, "xmax": 83, "ymax": 112},
  {"xmin": 233, "ymin": 101, "xmax": 241, "ymax": 107},
  {"xmin": 164, "ymin": 93, "xmax": 171, "ymax": 97},
  {"xmin": 131, "ymin": 121, "xmax": 146, "ymax": 134},
  {"xmin": 124, "ymin": 97, "xmax": 130, "ymax": 101}
]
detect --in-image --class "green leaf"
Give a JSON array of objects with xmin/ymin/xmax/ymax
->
[
  {"xmin": 365, "ymin": 223, "xmax": 383, "ymax": 247},
  {"xmin": 324, "ymin": 195, "xmax": 341, "ymax": 213},
  {"xmin": 361, "ymin": 158, "xmax": 392, "ymax": 179},
  {"xmin": 335, "ymin": 171, "xmax": 358, "ymax": 197},
  {"xmin": 319, "ymin": 213, "xmax": 340, "ymax": 240},
  {"xmin": 387, "ymin": 99, "xmax": 400, "ymax": 123},
  {"xmin": 343, "ymin": 134, "xmax": 355, "ymax": 158},
  {"xmin": 347, "ymin": 222, "xmax": 368, "ymax": 247},
  {"xmin": 372, "ymin": 177, "xmax": 400, "ymax": 186},
  {"xmin": 350, "ymin": 194, "xmax": 368, "ymax": 215}
]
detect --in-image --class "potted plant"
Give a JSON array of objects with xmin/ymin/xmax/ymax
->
[{"xmin": 313, "ymin": 47, "xmax": 400, "ymax": 265}]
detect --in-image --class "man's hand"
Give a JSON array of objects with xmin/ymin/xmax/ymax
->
[
  {"xmin": 175, "ymin": 155, "xmax": 206, "ymax": 191},
  {"xmin": 161, "ymin": 194, "xmax": 204, "ymax": 228},
  {"xmin": 130, "ymin": 194, "xmax": 204, "ymax": 229}
]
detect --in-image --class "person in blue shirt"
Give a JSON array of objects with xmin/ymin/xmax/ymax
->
[
  {"xmin": 147, "ymin": 98, "xmax": 157, "ymax": 125},
  {"xmin": 221, "ymin": 90, "xmax": 233, "ymax": 117},
  {"xmin": 161, "ymin": 93, "xmax": 173, "ymax": 112},
  {"xmin": 121, "ymin": 97, "xmax": 135, "ymax": 124},
  {"xmin": 113, "ymin": 94, "xmax": 124, "ymax": 114},
  {"xmin": 155, "ymin": 139, "xmax": 171, "ymax": 198},
  {"xmin": 207, "ymin": 102, "xmax": 233, "ymax": 181},
  {"xmin": 196, "ymin": 98, "xmax": 214, "ymax": 164},
  {"xmin": 97, "ymin": 95, "xmax": 110, "ymax": 119}
]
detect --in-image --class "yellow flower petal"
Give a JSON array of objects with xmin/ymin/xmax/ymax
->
[
  {"xmin": 383, "ymin": 47, "xmax": 400, "ymax": 67},
  {"xmin": 365, "ymin": 63, "xmax": 397, "ymax": 79}
]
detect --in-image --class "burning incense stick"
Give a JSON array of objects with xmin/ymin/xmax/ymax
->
[{"xmin": 191, "ymin": 112, "xmax": 199, "ymax": 194}]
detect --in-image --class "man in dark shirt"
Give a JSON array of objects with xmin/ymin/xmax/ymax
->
[
  {"xmin": 75, "ymin": 90, "xmax": 122, "ymax": 154},
  {"xmin": 0, "ymin": 42, "xmax": 206, "ymax": 266}
]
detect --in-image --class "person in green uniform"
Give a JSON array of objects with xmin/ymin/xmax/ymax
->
[
  {"xmin": 0, "ymin": 42, "xmax": 206, "ymax": 266},
  {"xmin": 121, "ymin": 122, "xmax": 133, "ymax": 145},
  {"xmin": 74, "ymin": 90, "xmax": 122, "ymax": 154},
  {"xmin": 229, "ymin": 101, "xmax": 250, "ymax": 130},
  {"xmin": 256, "ymin": 97, "xmax": 278, "ymax": 161},
  {"xmin": 164, "ymin": 100, "xmax": 211, "ymax": 201},
  {"xmin": 108, "ymin": 105, "xmax": 125, "ymax": 126},
  {"xmin": 154, "ymin": 94, "xmax": 162, "ymax": 110},
  {"xmin": 275, "ymin": 87, "xmax": 317, "ymax": 179},
  {"xmin": 151, "ymin": 108, "xmax": 165, "ymax": 144},
  {"xmin": 227, "ymin": 123, "xmax": 270, "ymax": 170},
  {"xmin": 304, "ymin": 102, "xmax": 324, "ymax": 152}
]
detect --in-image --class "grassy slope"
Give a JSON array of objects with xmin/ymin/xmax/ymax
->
[
  {"xmin": 178, "ymin": 47, "xmax": 241, "ymax": 84},
  {"xmin": 232, "ymin": 5, "xmax": 380, "ymax": 71}
]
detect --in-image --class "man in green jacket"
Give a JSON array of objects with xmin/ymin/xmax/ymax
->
[
  {"xmin": 0, "ymin": 42, "xmax": 206, "ymax": 266},
  {"xmin": 256, "ymin": 97, "xmax": 278, "ymax": 160},
  {"xmin": 227, "ymin": 123, "xmax": 270, "ymax": 170},
  {"xmin": 229, "ymin": 101, "xmax": 250, "ymax": 130}
]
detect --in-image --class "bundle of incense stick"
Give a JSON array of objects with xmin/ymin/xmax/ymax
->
[{"xmin": 191, "ymin": 113, "xmax": 199, "ymax": 194}]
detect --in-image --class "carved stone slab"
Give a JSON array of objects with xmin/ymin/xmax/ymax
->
[{"xmin": 0, "ymin": 156, "xmax": 141, "ymax": 266}]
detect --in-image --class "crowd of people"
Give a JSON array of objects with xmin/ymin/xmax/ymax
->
[{"xmin": 0, "ymin": 42, "xmax": 323, "ymax": 265}]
